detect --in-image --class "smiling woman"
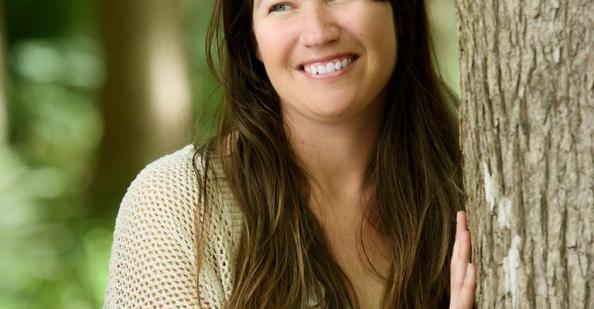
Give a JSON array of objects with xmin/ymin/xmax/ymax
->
[
  {"xmin": 253, "ymin": 0, "xmax": 396, "ymax": 122},
  {"xmin": 103, "ymin": 0, "xmax": 476, "ymax": 308}
]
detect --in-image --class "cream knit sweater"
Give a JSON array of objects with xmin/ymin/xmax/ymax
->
[{"xmin": 103, "ymin": 145, "xmax": 245, "ymax": 308}]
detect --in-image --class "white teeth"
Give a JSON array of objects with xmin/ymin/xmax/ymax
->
[
  {"xmin": 334, "ymin": 61, "xmax": 343, "ymax": 71},
  {"xmin": 303, "ymin": 56, "xmax": 354, "ymax": 76}
]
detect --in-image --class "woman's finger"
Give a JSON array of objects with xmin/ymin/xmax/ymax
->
[
  {"xmin": 459, "ymin": 231, "xmax": 471, "ymax": 263},
  {"xmin": 452, "ymin": 212, "xmax": 464, "ymax": 269},
  {"xmin": 452, "ymin": 232, "xmax": 470, "ymax": 288},
  {"xmin": 451, "ymin": 236, "xmax": 459, "ymax": 266},
  {"xmin": 457, "ymin": 212, "xmax": 471, "ymax": 268},
  {"xmin": 458, "ymin": 263, "xmax": 477, "ymax": 308},
  {"xmin": 457, "ymin": 211, "xmax": 467, "ymax": 236},
  {"xmin": 451, "ymin": 211, "xmax": 465, "ymax": 288},
  {"xmin": 450, "ymin": 211, "xmax": 476, "ymax": 309}
]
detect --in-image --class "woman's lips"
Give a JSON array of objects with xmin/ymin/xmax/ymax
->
[{"xmin": 299, "ymin": 54, "xmax": 359, "ymax": 79}]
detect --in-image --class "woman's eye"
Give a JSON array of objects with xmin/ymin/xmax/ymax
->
[{"xmin": 269, "ymin": 3, "xmax": 293, "ymax": 13}]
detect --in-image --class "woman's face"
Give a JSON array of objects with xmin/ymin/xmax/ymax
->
[{"xmin": 252, "ymin": 0, "xmax": 397, "ymax": 123}]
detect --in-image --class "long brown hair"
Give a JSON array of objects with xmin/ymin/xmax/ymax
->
[{"xmin": 193, "ymin": 0, "xmax": 464, "ymax": 307}]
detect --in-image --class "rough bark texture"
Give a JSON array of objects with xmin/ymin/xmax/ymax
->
[{"xmin": 456, "ymin": 0, "xmax": 594, "ymax": 308}]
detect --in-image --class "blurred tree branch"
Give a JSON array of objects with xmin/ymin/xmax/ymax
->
[{"xmin": 89, "ymin": 0, "xmax": 191, "ymax": 222}]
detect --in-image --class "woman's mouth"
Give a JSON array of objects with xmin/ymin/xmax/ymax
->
[{"xmin": 299, "ymin": 55, "xmax": 359, "ymax": 77}]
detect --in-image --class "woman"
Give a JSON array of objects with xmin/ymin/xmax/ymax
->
[{"xmin": 104, "ymin": 0, "xmax": 476, "ymax": 308}]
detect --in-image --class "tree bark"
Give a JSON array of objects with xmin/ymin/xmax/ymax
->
[
  {"xmin": 457, "ymin": 0, "xmax": 594, "ymax": 308},
  {"xmin": 90, "ymin": 0, "xmax": 191, "ymax": 221}
]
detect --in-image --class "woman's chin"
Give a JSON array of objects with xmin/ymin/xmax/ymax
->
[
  {"xmin": 282, "ymin": 95, "xmax": 377, "ymax": 124},
  {"xmin": 308, "ymin": 105, "xmax": 367, "ymax": 123}
]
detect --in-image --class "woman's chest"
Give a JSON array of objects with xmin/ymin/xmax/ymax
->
[{"xmin": 323, "ymin": 220, "xmax": 392, "ymax": 309}]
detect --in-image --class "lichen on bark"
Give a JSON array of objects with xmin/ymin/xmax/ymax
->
[{"xmin": 456, "ymin": 0, "xmax": 594, "ymax": 307}]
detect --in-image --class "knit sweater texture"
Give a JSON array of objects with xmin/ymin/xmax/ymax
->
[{"xmin": 103, "ymin": 145, "xmax": 244, "ymax": 308}]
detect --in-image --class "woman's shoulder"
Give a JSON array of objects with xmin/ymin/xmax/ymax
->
[
  {"xmin": 104, "ymin": 144, "xmax": 202, "ymax": 307},
  {"xmin": 115, "ymin": 143, "xmax": 231, "ymax": 237},
  {"xmin": 104, "ymin": 144, "xmax": 242, "ymax": 307},
  {"xmin": 130, "ymin": 144, "xmax": 199, "ymax": 191},
  {"xmin": 115, "ymin": 145, "xmax": 200, "ymax": 223}
]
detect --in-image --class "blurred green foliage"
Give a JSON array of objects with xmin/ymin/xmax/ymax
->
[
  {"xmin": 1, "ymin": 0, "xmax": 216, "ymax": 308},
  {"xmin": 183, "ymin": 0, "xmax": 221, "ymax": 143},
  {"xmin": 1, "ymin": 37, "xmax": 105, "ymax": 308}
]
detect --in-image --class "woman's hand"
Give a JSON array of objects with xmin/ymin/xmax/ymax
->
[{"xmin": 449, "ymin": 211, "xmax": 476, "ymax": 309}]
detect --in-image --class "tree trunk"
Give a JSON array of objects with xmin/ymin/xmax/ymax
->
[
  {"xmin": 90, "ymin": 0, "xmax": 191, "ymax": 221},
  {"xmin": 456, "ymin": 0, "xmax": 594, "ymax": 308}
]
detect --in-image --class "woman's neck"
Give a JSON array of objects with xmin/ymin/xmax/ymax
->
[{"xmin": 283, "ymin": 105, "xmax": 382, "ymax": 214}]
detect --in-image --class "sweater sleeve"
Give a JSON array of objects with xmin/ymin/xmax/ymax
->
[{"xmin": 103, "ymin": 148, "xmax": 201, "ymax": 308}]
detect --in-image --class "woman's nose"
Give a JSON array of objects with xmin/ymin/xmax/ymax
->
[{"xmin": 299, "ymin": 7, "xmax": 340, "ymax": 48}]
